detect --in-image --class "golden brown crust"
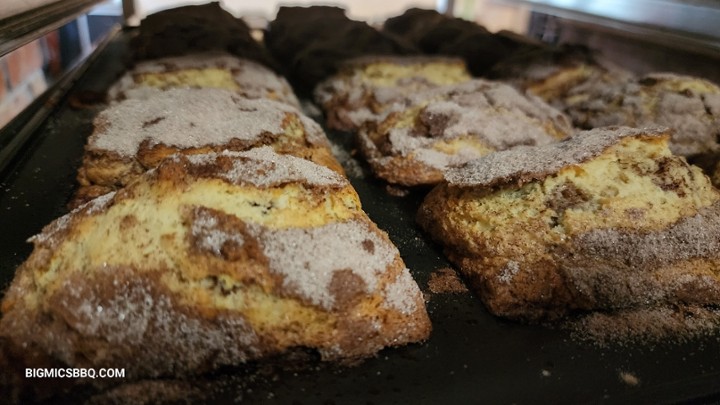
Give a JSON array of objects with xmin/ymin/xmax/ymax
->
[
  {"xmin": 418, "ymin": 128, "xmax": 720, "ymax": 322},
  {"xmin": 2, "ymin": 149, "xmax": 431, "ymax": 399}
]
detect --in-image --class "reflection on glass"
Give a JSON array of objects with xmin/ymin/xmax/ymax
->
[{"xmin": 0, "ymin": 1, "xmax": 121, "ymax": 129}]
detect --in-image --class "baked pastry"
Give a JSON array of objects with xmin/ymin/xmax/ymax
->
[
  {"xmin": 107, "ymin": 52, "xmax": 299, "ymax": 107},
  {"xmin": 382, "ymin": 8, "xmax": 448, "ymax": 46},
  {"xmin": 131, "ymin": 2, "xmax": 272, "ymax": 67},
  {"xmin": 488, "ymin": 44, "xmax": 634, "ymax": 108},
  {"xmin": 265, "ymin": 6, "xmax": 417, "ymax": 97},
  {"xmin": 356, "ymin": 79, "xmax": 573, "ymax": 186},
  {"xmin": 1, "ymin": 147, "xmax": 431, "ymax": 400},
  {"xmin": 564, "ymin": 73, "xmax": 720, "ymax": 157},
  {"xmin": 314, "ymin": 55, "xmax": 472, "ymax": 131},
  {"xmin": 75, "ymin": 88, "xmax": 341, "ymax": 206},
  {"xmin": 418, "ymin": 126, "xmax": 720, "ymax": 322},
  {"xmin": 383, "ymin": 9, "xmax": 539, "ymax": 76}
]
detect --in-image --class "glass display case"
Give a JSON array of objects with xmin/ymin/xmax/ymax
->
[{"xmin": 1, "ymin": 1, "xmax": 719, "ymax": 403}]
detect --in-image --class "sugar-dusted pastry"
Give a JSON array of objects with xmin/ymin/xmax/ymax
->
[
  {"xmin": 314, "ymin": 55, "xmax": 472, "ymax": 131},
  {"xmin": 382, "ymin": 8, "xmax": 448, "ymax": 47},
  {"xmin": 488, "ymin": 45, "xmax": 633, "ymax": 108},
  {"xmin": 264, "ymin": 6, "xmax": 417, "ymax": 97},
  {"xmin": 356, "ymin": 79, "xmax": 572, "ymax": 186},
  {"xmin": 383, "ymin": 8, "xmax": 540, "ymax": 76},
  {"xmin": 74, "ymin": 88, "xmax": 340, "ymax": 206},
  {"xmin": 564, "ymin": 73, "xmax": 720, "ymax": 157},
  {"xmin": 418, "ymin": 126, "xmax": 720, "ymax": 322},
  {"xmin": 1, "ymin": 147, "xmax": 430, "ymax": 400},
  {"xmin": 131, "ymin": 2, "xmax": 271, "ymax": 66},
  {"xmin": 107, "ymin": 52, "xmax": 299, "ymax": 107}
]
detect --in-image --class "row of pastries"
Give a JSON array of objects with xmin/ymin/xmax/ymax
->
[
  {"xmin": 2, "ymin": 2, "xmax": 720, "ymax": 402},
  {"xmin": 0, "ymin": 4, "xmax": 431, "ymax": 402},
  {"xmin": 277, "ymin": 8, "xmax": 720, "ymax": 327}
]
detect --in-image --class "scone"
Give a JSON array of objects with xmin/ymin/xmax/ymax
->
[
  {"xmin": 418, "ymin": 126, "xmax": 720, "ymax": 322},
  {"xmin": 131, "ymin": 2, "xmax": 271, "ymax": 67},
  {"xmin": 1, "ymin": 147, "xmax": 431, "ymax": 400},
  {"xmin": 357, "ymin": 79, "xmax": 573, "ymax": 186},
  {"xmin": 383, "ymin": 9, "xmax": 538, "ymax": 76},
  {"xmin": 314, "ymin": 55, "xmax": 472, "ymax": 131},
  {"xmin": 382, "ymin": 8, "xmax": 448, "ymax": 46},
  {"xmin": 264, "ymin": 6, "xmax": 417, "ymax": 97},
  {"xmin": 107, "ymin": 52, "xmax": 299, "ymax": 107},
  {"xmin": 488, "ymin": 45, "xmax": 634, "ymax": 108},
  {"xmin": 74, "ymin": 88, "xmax": 342, "ymax": 206},
  {"xmin": 564, "ymin": 73, "xmax": 720, "ymax": 157}
]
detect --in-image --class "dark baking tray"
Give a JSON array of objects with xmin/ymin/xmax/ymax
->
[{"xmin": 2, "ymin": 30, "xmax": 720, "ymax": 405}]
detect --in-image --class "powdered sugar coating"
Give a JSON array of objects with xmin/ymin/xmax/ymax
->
[
  {"xmin": 184, "ymin": 147, "xmax": 346, "ymax": 188},
  {"xmin": 108, "ymin": 52, "xmax": 299, "ymax": 106},
  {"xmin": 185, "ymin": 202, "xmax": 421, "ymax": 313},
  {"xmin": 566, "ymin": 73, "xmax": 720, "ymax": 156},
  {"xmin": 382, "ymin": 268, "xmax": 422, "ymax": 314},
  {"xmin": 191, "ymin": 209, "xmax": 244, "ymax": 256},
  {"xmin": 445, "ymin": 126, "xmax": 669, "ymax": 188},
  {"xmin": 574, "ymin": 202, "xmax": 720, "ymax": 268},
  {"xmin": 56, "ymin": 269, "xmax": 260, "ymax": 376},
  {"xmin": 360, "ymin": 79, "xmax": 573, "ymax": 173},
  {"xmin": 314, "ymin": 55, "xmax": 468, "ymax": 107},
  {"xmin": 90, "ymin": 88, "xmax": 320, "ymax": 157},
  {"xmin": 256, "ymin": 220, "xmax": 403, "ymax": 310},
  {"xmin": 352, "ymin": 78, "xmax": 572, "ymax": 136},
  {"xmin": 498, "ymin": 261, "xmax": 520, "ymax": 284}
]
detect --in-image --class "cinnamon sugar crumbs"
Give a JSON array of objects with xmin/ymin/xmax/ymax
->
[
  {"xmin": 85, "ymin": 379, "xmax": 204, "ymax": 405},
  {"xmin": 427, "ymin": 268, "xmax": 468, "ymax": 294},
  {"xmin": 566, "ymin": 305, "xmax": 720, "ymax": 347},
  {"xmin": 619, "ymin": 371, "xmax": 640, "ymax": 386}
]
